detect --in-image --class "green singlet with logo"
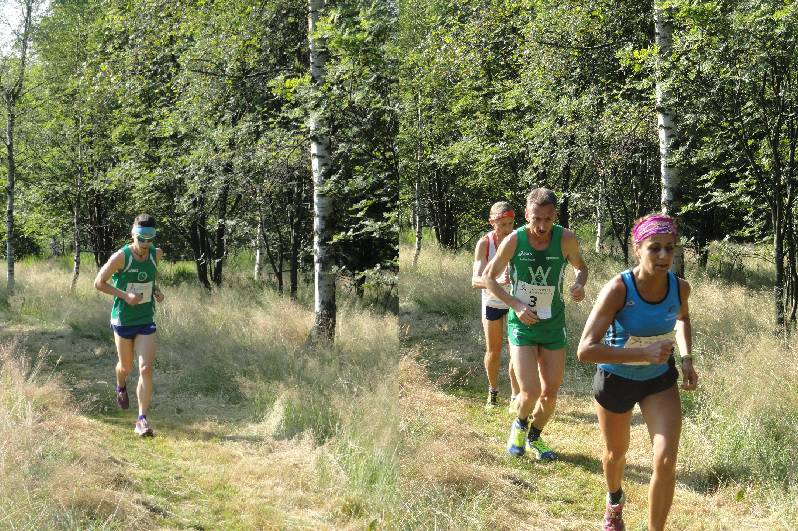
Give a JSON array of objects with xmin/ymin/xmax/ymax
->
[
  {"xmin": 110, "ymin": 245, "xmax": 158, "ymax": 326},
  {"xmin": 507, "ymin": 225, "xmax": 567, "ymax": 348}
]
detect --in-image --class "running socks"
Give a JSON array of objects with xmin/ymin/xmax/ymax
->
[
  {"xmin": 609, "ymin": 488, "xmax": 623, "ymax": 505},
  {"xmin": 116, "ymin": 385, "xmax": 126, "ymax": 392},
  {"xmin": 516, "ymin": 417, "xmax": 529, "ymax": 429},
  {"xmin": 529, "ymin": 425, "xmax": 542, "ymax": 441},
  {"xmin": 138, "ymin": 414, "xmax": 147, "ymax": 421}
]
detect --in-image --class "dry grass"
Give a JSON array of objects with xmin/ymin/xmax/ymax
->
[
  {"xmin": 0, "ymin": 340, "xmax": 150, "ymax": 529},
  {"xmin": 0, "ymin": 257, "xmax": 398, "ymax": 528}
]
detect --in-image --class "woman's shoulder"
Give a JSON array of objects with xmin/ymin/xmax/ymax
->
[{"xmin": 675, "ymin": 275, "xmax": 691, "ymax": 300}]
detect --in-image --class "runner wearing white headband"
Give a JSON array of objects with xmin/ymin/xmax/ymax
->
[{"xmin": 94, "ymin": 214, "xmax": 165, "ymax": 437}]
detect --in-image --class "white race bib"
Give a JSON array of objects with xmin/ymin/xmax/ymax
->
[
  {"xmin": 126, "ymin": 282, "xmax": 153, "ymax": 304},
  {"xmin": 515, "ymin": 280, "xmax": 555, "ymax": 319},
  {"xmin": 621, "ymin": 331, "xmax": 675, "ymax": 365}
]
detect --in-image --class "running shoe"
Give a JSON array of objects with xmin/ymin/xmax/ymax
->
[
  {"xmin": 527, "ymin": 436, "xmax": 556, "ymax": 460},
  {"xmin": 602, "ymin": 491, "xmax": 625, "ymax": 531},
  {"xmin": 506, "ymin": 419, "xmax": 528, "ymax": 457},
  {"xmin": 507, "ymin": 394, "xmax": 519, "ymax": 415},
  {"xmin": 134, "ymin": 417, "xmax": 154, "ymax": 437},
  {"xmin": 485, "ymin": 389, "xmax": 499, "ymax": 409},
  {"xmin": 116, "ymin": 386, "xmax": 129, "ymax": 410}
]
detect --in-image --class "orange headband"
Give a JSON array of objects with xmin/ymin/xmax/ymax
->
[{"xmin": 489, "ymin": 210, "xmax": 515, "ymax": 222}]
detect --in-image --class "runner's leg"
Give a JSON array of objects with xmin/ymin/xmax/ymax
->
[
  {"xmin": 482, "ymin": 315, "xmax": 503, "ymax": 390},
  {"xmin": 114, "ymin": 333, "xmax": 134, "ymax": 388},
  {"xmin": 596, "ymin": 401, "xmax": 633, "ymax": 494},
  {"xmin": 511, "ymin": 344, "xmax": 541, "ymax": 419},
  {"xmin": 135, "ymin": 333, "xmax": 157, "ymax": 417},
  {"xmin": 639, "ymin": 384, "xmax": 682, "ymax": 531},
  {"xmin": 530, "ymin": 346, "xmax": 565, "ymax": 430}
]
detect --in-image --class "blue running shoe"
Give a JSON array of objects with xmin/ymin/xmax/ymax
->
[
  {"xmin": 506, "ymin": 419, "xmax": 528, "ymax": 457},
  {"xmin": 527, "ymin": 437, "xmax": 556, "ymax": 460}
]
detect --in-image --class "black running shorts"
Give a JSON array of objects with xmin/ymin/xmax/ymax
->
[
  {"xmin": 483, "ymin": 306, "xmax": 510, "ymax": 321},
  {"xmin": 592, "ymin": 357, "xmax": 678, "ymax": 413}
]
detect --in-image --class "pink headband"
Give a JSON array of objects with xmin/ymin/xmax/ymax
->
[
  {"xmin": 490, "ymin": 210, "xmax": 515, "ymax": 222},
  {"xmin": 632, "ymin": 215, "xmax": 677, "ymax": 244}
]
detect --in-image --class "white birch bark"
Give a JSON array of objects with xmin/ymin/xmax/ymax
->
[
  {"xmin": 413, "ymin": 92, "xmax": 423, "ymax": 267},
  {"xmin": 655, "ymin": 1, "xmax": 684, "ymax": 276},
  {"xmin": 309, "ymin": 0, "xmax": 336, "ymax": 341},
  {"xmin": 255, "ymin": 206, "xmax": 263, "ymax": 281},
  {"xmin": 595, "ymin": 178, "xmax": 604, "ymax": 254}
]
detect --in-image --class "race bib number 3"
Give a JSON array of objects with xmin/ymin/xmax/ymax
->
[
  {"xmin": 622, "ymin": 331, "xmax": 676, "ymax": 365},
  {"xmin": 515, "ymin": 281, "xmax": 555, "ymax": 319},
  {"xmin": 127, "ymin": 282, "xmax": 153, "ymax": 304}
]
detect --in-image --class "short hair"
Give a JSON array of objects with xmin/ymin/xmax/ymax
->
[
  {"xmin": 526, "ymin": 187, "xmax": 558, "ymax": 209},
  {"xmin": 133, "ymin": 214, "xmax": 156, "ymax": 228},
  {"xmin": 489, "ymin": 201, "xmax": 514, "ymax": 219}
]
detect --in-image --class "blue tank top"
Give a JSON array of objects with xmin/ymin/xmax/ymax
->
[{"xmin": 600, "ymin": 270, "xmax": 681, "ymax": 381}]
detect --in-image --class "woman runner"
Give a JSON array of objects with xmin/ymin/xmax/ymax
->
[
  {"xmin": 94, "ymin": 214, "xmax": 164, "ymax": 437},
  {"xmin": 471, "ymin": 201, "xmax": 520, "ymax": 409},
  {"xmin": 577, "ymin": 214, "xmax": 698, "ymax": 531}
]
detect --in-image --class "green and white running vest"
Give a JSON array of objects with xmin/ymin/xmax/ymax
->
[
  {"xmin": 110, "ymin": 244, "xmax": 158, "ymax": 326},
  {"xmin": 507, "ymin": 225, "xmax": 567, "ymax": 333}
]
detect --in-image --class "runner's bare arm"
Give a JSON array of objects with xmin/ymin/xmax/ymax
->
[
  {"xmin": 471, "ymin": 237, "xmax": 489, "ymax": 289},
  {"xmin": 577, "ymin": 276, "xmax": 672, "ymax": 364},
  {"xmin": 676, "ymin": 278, "xmax": 697, "ymax": 390},
  {"xmin": 482, "ymin": 233, "xmax": 538, "ymax": 325},
  {"xmin": 94, "ymin": 251, "xmax": 141, "ymax": 305},
  {"xmin": 562, "ymin": 229, "xmax": 588, "ymax": 302}
]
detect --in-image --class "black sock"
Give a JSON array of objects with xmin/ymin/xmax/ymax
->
[
  {"xmin": 528, "ymin": 425, "xmax": 542, "ymax": 441},
  {"xmin": 516, "ymin": 417, "xmax": 529, "ymax": 429},
  {"xmin": 609, "ymin": 488, "xmax": 623, "ymax": 505}
]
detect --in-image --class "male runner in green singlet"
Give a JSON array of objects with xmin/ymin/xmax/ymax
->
[
  {"xmin": 94, "ymin": 214, "xmax": 164, "ymax": 437},
  {"xmin": 483, "ymin": 188, "xmax": 588, "ymax": 459}
]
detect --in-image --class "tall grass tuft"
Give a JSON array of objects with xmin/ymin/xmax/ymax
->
[
  {"xmin": 0, "ymin": 341, "xmax": 148, "ymax": 528},
  {"xmin": 399, "ymin": 245, "xmax": 477, "ymax": 320}
]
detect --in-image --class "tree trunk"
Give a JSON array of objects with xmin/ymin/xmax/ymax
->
[
  {"xmin": 210, "ymin": 179, "xmax": 229, "ymax": 286},
  {"xmin": 595, "ymin": 178, "xmax": 604, "ymax": 253},
  {"xmin": 5, "ymin": 111, "xmax": 15, "ymax": 292},
  {"xmin": 290, "ymin": 178, "xmax": 303, "ymax": 302},
  {"xmin": 774, "ymin": 201, "xmax": 785, "ymax": 334},
  {"xmin": 654, "ymin": 2, "xmax": 684, "ymax": 277},
  {"xmin": 255, "ymin": 205, "xmax": 263, "ymax": 281},
  {"xmin": 70, "ymin": 117, "xmax": 83, "ymax": 292},
  {"xmin": 309, "ymin": 0, "xmax": 335, "ymax": 342},
  {"xmin": 261, "ymin": 213, "xmax": 284, "ymax": 295},
  {"xmin": 189, "ymin": 195, "xmax": 211, "ymax": 290},
  {"xmin": 413, "ymin": 92, "xmax": 423, "ymax": 267}
]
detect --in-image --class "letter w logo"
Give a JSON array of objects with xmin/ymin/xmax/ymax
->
[{"xmin": 527, "ymin": 266, "xmax": 552, "ymax": 285}]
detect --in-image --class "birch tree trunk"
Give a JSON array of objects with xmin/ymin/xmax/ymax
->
[
  {"xmin": 654, "ymin": 1, "xmax": 684, "ymax": 277},
  {"xmin": 5, "ymin": 113, "xmax": 15, "ymax": 292},
  {"xmin": 3, "ymin": 0, "xmax": 37, "ymax": 292},
  {"xmin": 309, "ymin": 0, "xmax": 336, "ymax": 342},
  {"xmin": 255, "ymin": 205, "xmax": 263, "ymax": 281}
]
